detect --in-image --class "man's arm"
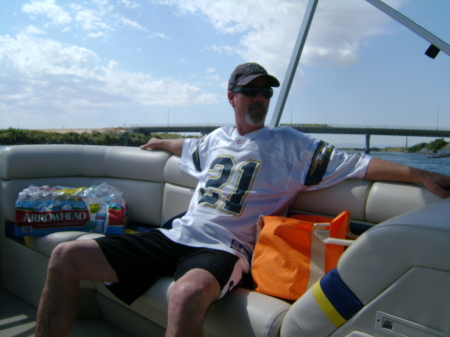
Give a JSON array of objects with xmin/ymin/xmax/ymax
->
[
  {"xmin": 364, "ymin": 158, "xmax": 450, "ymax": 198},
  {"xmin": 140, "ymin": 138, "xmax": 186, "ymax": 155}
]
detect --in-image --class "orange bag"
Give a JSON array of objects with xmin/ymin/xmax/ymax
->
[{"xmin": 252, "ymin": 210, "xmax": 352, "ymax": 301}]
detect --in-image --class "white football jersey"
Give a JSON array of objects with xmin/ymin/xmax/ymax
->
[{"xmin": 160, "ymin": 126, "xmax": 371, "ymax": 271}]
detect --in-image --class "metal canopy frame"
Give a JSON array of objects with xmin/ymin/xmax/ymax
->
[{"xmin": 269, "ymin": 0, "xmax": 450, "ymax": 129}]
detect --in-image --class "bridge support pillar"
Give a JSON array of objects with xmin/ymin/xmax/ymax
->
[{"xmin": 365, "ymin": 133, "xmax": 370, "ymax": 154}]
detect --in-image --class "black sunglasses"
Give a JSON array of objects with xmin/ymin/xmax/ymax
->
[{"xmin": 232, "ymin": 86, "xmax": 273, "ymax": 99}]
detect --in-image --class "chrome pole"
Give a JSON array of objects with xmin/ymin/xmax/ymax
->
[
  {"xmin": 365, "ymin": 0, "xmax": 450, "ymax": 57},
  {"xmin": 269, "ymin": 0, "xmax": 319, "ymax": 128}
]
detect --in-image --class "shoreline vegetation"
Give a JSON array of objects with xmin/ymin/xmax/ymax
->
[
  {"xmin": 341, "ymin": 138, "xmax": 450, "ymax": 156},
  {"xmin": 0, "ymin": 127, "xmax": 449, "ymax": 156},
  {"xmin": 0, "ymin": 127, "xmax": 196, "ymax": 148}
]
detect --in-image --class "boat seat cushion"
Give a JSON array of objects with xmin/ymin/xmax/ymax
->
[
  {"xmin": 364, "ymin": 181, "xmax": 441, "ymax": 223},
  {"xmin": 280, "ymin": 198, "xmax": 450, "ymax": 337}
]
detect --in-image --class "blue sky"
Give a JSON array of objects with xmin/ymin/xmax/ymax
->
[{"xmin": 1, "ymin": 0, "xmax": 449, "ymax": 147}]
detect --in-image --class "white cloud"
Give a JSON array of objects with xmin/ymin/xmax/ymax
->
[
  {"xmin": 146, "ymin": 32, "xmax": 169, "ymax": 39},
  {"xmin": 157, "ymin": 0, "xmax": 408, "ymax": 78},
  {"xmin": 73, "ymin": 8, "xmax": 112, "ymax": 31},
  {"xmin": 22, "ymin": 0, "xmax": 72, "ymax": 25},
  {"xmin": 22, "ymin": 1, "xmax": 119, "ymax": 38},
  {"xmin": 156, "ymin": 0, "xmax": 270, "ymax": 34},
  {"xmin": 209, "ymin": 44, "xmax": 233, "ymax": 55},
  {"xmin": 87, "ymin": 31, "xmax": 106, "ymax": 38},
  {"xmin": 0, "ymin": 33, "xmax": 217, "ymax": 118},
  {"xmin": 92, "ymin": 0, "xmax": 114, "ymax": 16},
  {"xmin": 93, "ymin": 0, "xmax": 109, "ymax": 7},
  {"xmin": 25, "ymin": 25, "xmax": 46, "ymax": 35},
  {"xmin": 0, "ymin": 33, "xmax": 100, "ymax": 85},
  {"xmin": 118, "ymin": 16, "xmax": 147, "ymax": 31},
  {"xmin": 4, "ymin": 0, "xmax": 415, "ymax": 128},
  {"xmin": 120, "ymin": 0, "xmax": 141, "ymax": 9}
]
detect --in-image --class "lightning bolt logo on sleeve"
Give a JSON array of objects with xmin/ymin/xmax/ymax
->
[
  {"xmin": 192, "ymin": 137, "xmax": 206, "ymax": 172},
  {"xmin": 193, "ymin": 146, "xmax": 201, "ymax": 172},
  {"xmin": 305, "ymin": 141, "xmax": 335, "ymax": 186}
]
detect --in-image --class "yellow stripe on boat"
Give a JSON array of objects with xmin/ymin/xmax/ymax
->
[{"xmin": 312, "ymin": 280, "xmax": 347, "ymax": 327}]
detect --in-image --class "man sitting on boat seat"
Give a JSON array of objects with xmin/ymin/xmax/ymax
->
[{"xmin": 35, "ymin": 62, "xmax": 450, "ymax": 337}]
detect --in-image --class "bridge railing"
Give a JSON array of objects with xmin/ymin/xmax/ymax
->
[{"xmin": 127, "ymin": 123, "xmax": 450, "ymax": 131}]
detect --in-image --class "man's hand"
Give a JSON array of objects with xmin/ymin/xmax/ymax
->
[
  {"xmin": 364, "ymin": 158, "xmax": 450, "ymax": 198},
  {"xmin": 421, "ymin": 170, "xmax": 450, "ymax": 199},
  {"xmin": 140, "ymin": 138, "xmax": 163, "ymax": 150},
  {"xmin": 140, "ymin": 138, "xmax": 186, "ymax": 155}
]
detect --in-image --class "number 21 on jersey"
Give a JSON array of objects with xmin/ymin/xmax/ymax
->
[{"xmin": 198, "ymin": 155, "xmax": 260, "ymax": 216}]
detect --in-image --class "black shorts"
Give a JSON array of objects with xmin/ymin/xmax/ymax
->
[{"xmin": 95, "ymin": 230, "xmax": 240, "ymax": 305}]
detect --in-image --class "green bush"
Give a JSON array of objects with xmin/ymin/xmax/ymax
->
[
  {"xmin": 0, "ymin": 128, "xmax": 192, "ymax": 147},
  {"xmin": 407, "ymin": 142, "xmax": 427, "ymax": 153},
  {"xmin": 427, "ymin": 139, "xmax": 448, "ymax": 152}
]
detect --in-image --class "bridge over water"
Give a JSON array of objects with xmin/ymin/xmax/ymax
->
[{"xmin": 127, "ymin": 124, "xmax": 450, "ymax": 153}]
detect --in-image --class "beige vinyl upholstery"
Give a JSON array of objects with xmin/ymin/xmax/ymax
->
[
  {"xmin": 0, "ymin": 144, "xmax": 447, "ymax": 337},
  {"xmin": 280, "ymin": 198, "xmax": 450, "ymax": 337}
]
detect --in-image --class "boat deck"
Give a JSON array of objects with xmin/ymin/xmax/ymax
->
[{"xmin": 0, "ymin": 285, "xmax": 132, "ymax": 337}]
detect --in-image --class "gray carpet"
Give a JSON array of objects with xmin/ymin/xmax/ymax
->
[{"xmin": 0, "ymin": 286, "xmax": 133, "ymax": 337}]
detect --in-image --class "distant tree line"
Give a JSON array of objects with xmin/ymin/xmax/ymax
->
[
  {"xmin": 1, "ymin": 128, "xmax": 446, "ymax": 153},
  {"xmin": 330, "ymin": 139, "xmax": 448, "ymax": 154},
  {"xmin": 407, "ymin": 138, "xmax": 448, "ymax": 153},
  {"xmin": 0, "ymin": 128, "xmax": 193, "ymax": 147}
]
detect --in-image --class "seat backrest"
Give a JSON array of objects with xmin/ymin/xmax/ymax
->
[
  {"xmin": 161, "ymin": 155, "xmax": 198, "ymax": 224},
  {"xmin": 2, "ymin": 145, "xmax": 442, "ymax": 236},
  {"xmin": 0, "ymin": 145, "xmax": 173, "ymax": 233},
  {"xmin": 280, "ymin": 198, "xmax": 450, "ymax": 337},
  {"xmin": 290, "ymin": 179, "xmax": 441, "ymax": 224}
]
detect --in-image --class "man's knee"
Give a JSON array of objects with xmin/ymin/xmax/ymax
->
[
  {"xmin": 171, "ymin": 278, "xmax": 205, "ymax": 301},
  {"xmin": 48, "ymin": 241, "xmax": 91, "ymax": 278},
  {"xmin": 169, "ymin": 269, "xmax": 221, "ymax": 308},
  {"xmin": 46, "ymin": 239, "xmax": 118, "ymax": 285},
  {"xmin": 50, "ymin": 241, "xmax": 73, "ymax": 265}
]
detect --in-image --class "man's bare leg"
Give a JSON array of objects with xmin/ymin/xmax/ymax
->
[
  {"xmin": 35, "ymin": 239, "xmax": 118, "ymax": 337},
  {"xmin": 166, "ymin": 268, "xmax": 221, "ymax": 337}
]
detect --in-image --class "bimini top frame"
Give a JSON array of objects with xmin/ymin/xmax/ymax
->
[{"xmin": 269, "ymin": 0, "xmax": 450, "ymax": 129}]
